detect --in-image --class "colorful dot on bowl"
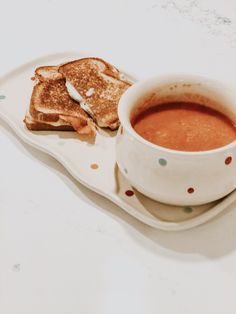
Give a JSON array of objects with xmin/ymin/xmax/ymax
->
[
  {"xmin": 225, "ymin": 156, "xmax": 232, "ymax": 165},
  {"xmin": 187, "ymin": 187, "xmax": 194, "ymax": 194},
  {"xmin": 183, "ymin": 206, "xmax": 193, "ymax": 213},
  {"xmin": 0, "ymin": 95, "xmax": 6, "ymax": 100},
  {"xmin": 125, "ymin": 190, "xmax": 134, "ymax": 197},
  {"xmin": 90, "ymin": 163, "xmax": 99, "ymax": 170},
  {"xmin": 159, "ymin": 158, "xmax": 167, "ymax": 166}
]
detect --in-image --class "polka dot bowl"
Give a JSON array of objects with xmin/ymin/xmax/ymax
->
[{"xmin": 117, "ymin": 75, "xmax": 236, "ymax": 206}]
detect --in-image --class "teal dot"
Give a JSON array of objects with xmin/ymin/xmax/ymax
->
[
  {"xmin": 159, "ymin": 158, "xmax": 167, "ymax": 166},
  {"xmin": 183, "ymin": 207, "xmax": 193, "ymax": 213},
  {"xmin": 0, "ymin": 95, "xmax": 6, "ymax": 100},
  {"xmin": 124, "ymin": 168, "xmax": 128, "ymax": 174}
]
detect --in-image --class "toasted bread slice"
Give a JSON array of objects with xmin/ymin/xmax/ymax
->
[
  {"xmin": 25, "ymin": 66, "xmax": 96, "ymax": 136},
  {"xmin": 59, "ymin": 58, "xmax": 132, "ymax": 129}
]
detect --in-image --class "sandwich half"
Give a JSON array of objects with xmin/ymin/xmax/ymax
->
[
  {"xmin": 59, "ymin": 58, "xmax": 132, "ymax": 130},
  {"xmin": 24, "ymin": 66, "xmax": 96, "ymax": 137}
]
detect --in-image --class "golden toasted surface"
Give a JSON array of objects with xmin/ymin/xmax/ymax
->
[
  {"xmin": 31, "ymin": 78, "xmax": 90, "ymax": 120},
  {"xmin": 59, "ymin": 58, "xmax": 132, "ymax": 129}
]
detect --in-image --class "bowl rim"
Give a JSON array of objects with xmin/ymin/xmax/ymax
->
[{"xmin": 118, "ymin": 74, "xmax": 236, "ymax": 156}]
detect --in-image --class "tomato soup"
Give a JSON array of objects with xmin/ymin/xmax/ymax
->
[{"xmin": 132, "ymin": 102, "xmax": 236, "ymax": 151}]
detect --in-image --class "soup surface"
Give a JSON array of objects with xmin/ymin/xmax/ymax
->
[{"xmin": 132, "ymin": 102, "xmax": 236, "ymax": 151}]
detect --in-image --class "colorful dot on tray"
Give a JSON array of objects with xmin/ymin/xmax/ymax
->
[
  {"xmin": 0, "ymin": 95, "xmax": 6, "ymax": 100},
  {"xmin": 183, "ymin": 207, "xmax": 193, "ymax": 213},
  {"xmin": 125, "ymin": 190, "xmax": 134, "ymax": 197},
  {"xmin": 90, "ymin": 163, "xmax": 99, "ymax": 170},
  {"xmin": 225, "ymin": 156, "xmax": 232, "ymax": 165},
  {"xmin": 187, "ymin": 187, "xmax": 194, "ymax": 194},
  {"xmin": 159, "ymin": 158, "xmax": 167, "ymax": 166}
]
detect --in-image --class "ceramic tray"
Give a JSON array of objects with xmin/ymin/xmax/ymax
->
[{"xmin": 0, "ymin": 51, "xmax": 236, "ymax": 231}]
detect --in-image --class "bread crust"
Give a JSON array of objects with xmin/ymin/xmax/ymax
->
[{"xmin": 24, "ymin": 117, "xmax": 74, "ymax": 131}]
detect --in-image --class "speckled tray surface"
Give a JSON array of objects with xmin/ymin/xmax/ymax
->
[{"xmin": 0, "ymin": 51, "xmax": 236, "ymax": 231}]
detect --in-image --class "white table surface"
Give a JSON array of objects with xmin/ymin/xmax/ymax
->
[{"xmin": 1, "ymin": 0, "xmax": 236, "ymax": 313}]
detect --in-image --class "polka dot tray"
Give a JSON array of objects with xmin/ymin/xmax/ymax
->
[{"xmin": 1, "ymin": 52, "xmax": 236, "ymax": 231}]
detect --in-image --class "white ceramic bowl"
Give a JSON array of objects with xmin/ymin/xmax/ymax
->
[{"xmin": 116, "ymin": 75, "xmax": 236, "ymax": 206}]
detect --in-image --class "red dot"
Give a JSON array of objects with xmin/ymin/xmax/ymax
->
[
  {"xmin": 225, "ymin": 156, "xmax": 232, "ymax": 165},
  {"xmin": 187, "ymin": 187, "xmax": 194, "ymax": 194},
  {"xmin": 125, "ymin": 190, "xmax": 134, "ymax": 197}
]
